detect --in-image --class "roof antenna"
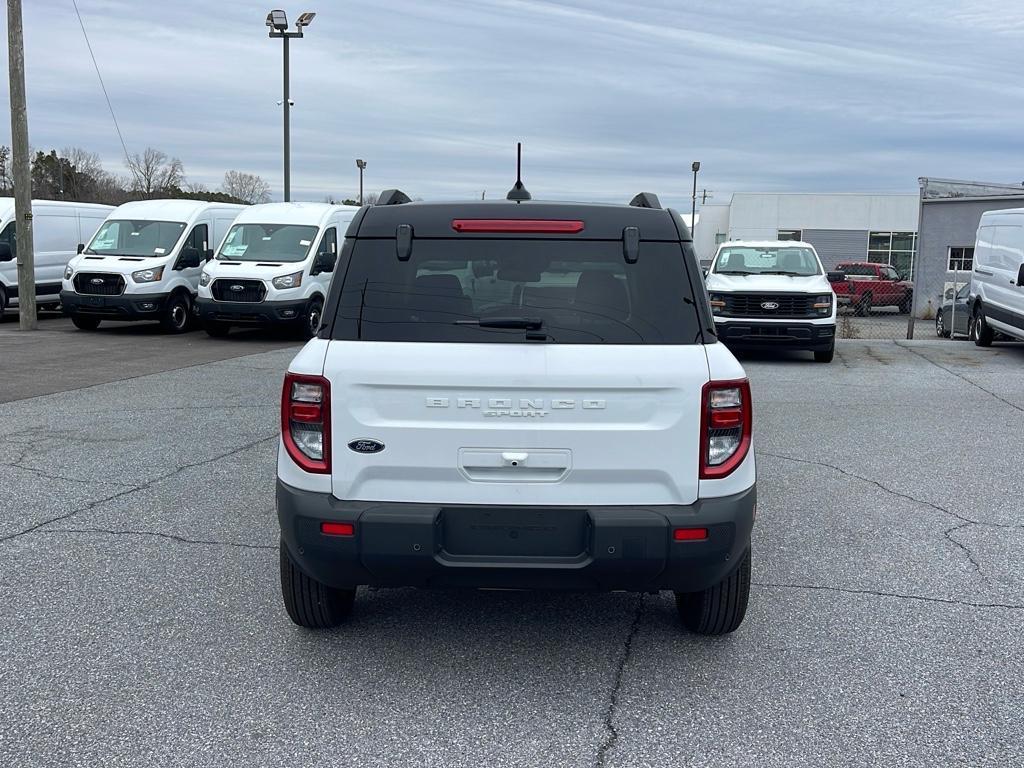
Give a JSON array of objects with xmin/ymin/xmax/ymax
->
[{"xmin": 506, "ymin": 142, "xmax": 531, "ymax": 202}]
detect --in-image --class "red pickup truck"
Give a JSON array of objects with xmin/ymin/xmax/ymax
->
[{"xmin": 829, "ymin": 262, "xmax": 913, "ymax": 315}]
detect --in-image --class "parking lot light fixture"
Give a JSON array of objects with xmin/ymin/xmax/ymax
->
[
  {"xmin": 356, "ymin": 159, "xmax": 367, "ymax": 205},
  {"xmin": 691, "ymin": 161, "xmax": 701, "ymax": 236},
  {"xmin": 267, "ymin": 9, "xmax": 316, "ymax": 202}
]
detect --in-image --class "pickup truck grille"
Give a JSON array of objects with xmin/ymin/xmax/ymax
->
[
  {"xmin": 720, "ymin": 293, "xmax": 813, "ymax": 318},
  {"xmin": 211, "ymin": 279, "xmax": 266, "ymax": 303},
  {"xmin": 73, "ymin": 273, "xmax": 125, "ymax": 296}
]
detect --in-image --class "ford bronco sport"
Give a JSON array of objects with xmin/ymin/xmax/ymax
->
[{"xmin": 276, "ymin": 188, "xmax": 756, "ymax": 635}]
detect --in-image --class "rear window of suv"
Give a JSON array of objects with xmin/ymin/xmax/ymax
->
[{"xmin": 330, "ymin": 239, "xmax": 702, "ymax": 344}]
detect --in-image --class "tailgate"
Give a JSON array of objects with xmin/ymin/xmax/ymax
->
[{"xmin": 325, "ymin": 341, "xmax": 710, "ymax": 506}]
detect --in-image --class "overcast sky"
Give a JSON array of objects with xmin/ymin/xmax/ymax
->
[{"xmin": 4, "ymin": 0, "xmax": 1024, "ymax": 208}]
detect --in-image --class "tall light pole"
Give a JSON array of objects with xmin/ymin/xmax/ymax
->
[
  {"xmin": 690, "ymin": 161, "xmax": 700, "ymax": 237},
  {"xmin": 7, "ymin": 0, "xmax": 36, "ymax": 330},
  {"xmin": 356, "ymin": 159, "xmax": 366, "ymax": 205},
  {"xmin": 267, "ymin": 9, "xmax": 315, "ymax": 202}
]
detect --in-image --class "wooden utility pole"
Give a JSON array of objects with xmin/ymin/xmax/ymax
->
[{"xmin": 7, "ymin": 0, "xmax": 36, "ymax": 329}]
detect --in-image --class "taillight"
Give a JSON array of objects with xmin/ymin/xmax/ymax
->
[
  {"xmin": 700, "ymin": 379, "xmax": 752, "ymax": 479},
  {"xmin": 281, "ymin": 372, "xmax": 331, "ymax": 474}
]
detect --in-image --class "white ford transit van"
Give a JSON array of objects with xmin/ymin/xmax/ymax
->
[
  {"xmin": 196, "ymin": 202, "xmax": 358, "ymax": 338},
  {"xmin": 0, "ymin": 199, "xmax": 112, "ymax": 316},
  {"xmin": 61, "ymin": 199, "xmax": 244, "ymax": 332},
  {"xmin": 969, "ymin": 208, "xmax": 1024, "ymax": 345}
]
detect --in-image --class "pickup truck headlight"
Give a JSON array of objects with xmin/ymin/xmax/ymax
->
[
  {"xmin": 272, "ymin": 271, "xmax": 303, "ymax": 290},
  {"xmin": 813, "ymin": 294, "xmax": 833, "ymax": 316},
  {"xmin": 199, "ymin": 271, "xmax": 212, "ymax": 287},
  {"xmin": 708, "ymin": 292, "xmax": 726, "ymax": 315},
  {"xmin": 64, "ymin": 265, "xmax": 74, "ymax": 280},
  {"xmin": 131, "ymin": 266, "xmax": 164, "ymax": 283}
]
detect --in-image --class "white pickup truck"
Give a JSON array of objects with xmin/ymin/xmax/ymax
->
[{"xmin": 275, "ymin": 190, "xmax": 757, "ymax": 635}]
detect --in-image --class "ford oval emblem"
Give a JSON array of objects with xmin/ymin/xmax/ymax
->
[
  {"xmin": 90, "ymin": 278, "xmax": 104, "ymax": 285},
  {"xmin": 348, "ymin": 439, "xmax": 385, "ymax": 454},
  {"xmin": 229, "ymin": 284, "xmax": 244, "ymax": 292},
  {"xmin": 761, "ymin": 301, "xmax": 779, "ymax": 310}
]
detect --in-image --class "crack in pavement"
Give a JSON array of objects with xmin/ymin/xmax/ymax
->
[
  {"xmin": 593, "ymin": 594, "xmax": 645, "ymax": 768},
  {"xmin": 758, "ymin": 451, "xmax": 1011, "ymax": 584},
  {"xmin": 755, "ymin": 581, "xmax": 1024, "ymax": 611},
  {"xmin": 895, "ymin": 342, "xmax": 1024, "ymax": 414},
  {"xmin": 5, "ymin": 461, "xmax": 136, "ymax": 490},
  {"xmin": 0, "ymin": 433, "xmax": 278, "ymax": 545},
  {"xmin": 37, "ymin": 527, "xmax": 278, "ymax": 551}
]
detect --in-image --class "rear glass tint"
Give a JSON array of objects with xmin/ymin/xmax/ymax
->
[{"xmin": 330, "ymin": 239, "xmax": 702, "ymax": 344}]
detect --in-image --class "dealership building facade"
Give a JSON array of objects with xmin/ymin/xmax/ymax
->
[{"xmin": 693, "ymin": 183, "xmax": 1024, "ymax": 320}]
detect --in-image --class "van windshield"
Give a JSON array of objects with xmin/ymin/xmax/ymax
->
[
  {"xmin": 84, "ymin": 220, "xmax": 187, "ymax": 257},
  {"xmin": 218, "ymin": 223, "xmax": 318, "ymax": 262},
  {"xmin": 714, "ymin": 246, "xmax": 821, "ymax": 276},
  {"xmin": 330, "ymin": 239, "xmax": 703, "ymax": 344}
]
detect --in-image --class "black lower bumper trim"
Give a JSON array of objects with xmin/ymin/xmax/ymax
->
[
  {"xmin": 196, "ymin": 296, "xmax": 308, "ymax": 325},
  {"xmin": 61, "ymin": 290, "xmax": 170, "ymax": 319},
  {"xmin": 715, "ymin": 320, "xmax": 835, "ymax": 350},
  {"xmin": 277, "ymin": 482, "xmax": 756, "ymax": 593}
]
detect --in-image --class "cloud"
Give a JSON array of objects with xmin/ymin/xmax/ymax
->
[{"xmin": 2, "ymin": 0, "xmax": 1022, "ymax": 209}]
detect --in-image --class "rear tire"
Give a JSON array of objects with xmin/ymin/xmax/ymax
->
[
  {"xmin": 71, "ymin": 314, "xmax": 101, "ymax": 331},
  {"xmin": 855, "ymin": 293, "xmax": 872, "ymax": 316},
  {"xmin": 676, "ymin": 547, "xmax": 751, "ymax": 635},
  {"xmin": 898, "ymin": 293, "xmax": 912, "ymax": 314},
  {"xmin": 203, "ymin": 320, "xmax": 231, "ymax": 338},
  {"xmin": 935, "ymin": 310, "xmax": 948, "ymax": 338},
  {"xmin": 160, "ymin": 292, "xmax": 191, "ymax": 334},
  {"xmin": 0, "ymin": 284, "xmax": 7, "ymax": 321},
  {"xmin": 971, "ymin": 305, "xmax": 994, "ymax": 347},
  {"xmin": 814, "ymin": 344, "xmax": 835, "ymax": 363},
  {"xmin": 280, "ymin": 539, "xmax": 355, "ymax": 629}
]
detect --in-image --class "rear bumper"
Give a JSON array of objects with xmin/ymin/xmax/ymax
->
[
  {"xmin": 276, "ymin": 481, "xmax": 756, "ymax": 593},
  {"xmin": 61, "ymin": 290, "xmax": 169, "ymax": 320},
  {"xmin": 715, "ymin": 320, "xmax": 835, "ymax": 350},
  {"xmin": 196, "ymin": 296, "xmax": 307, "ymax": 325}
]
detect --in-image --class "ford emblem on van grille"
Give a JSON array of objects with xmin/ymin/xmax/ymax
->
[
  {"xmin": 230, "ymin": 284, "xmax": 245, "ymax": 292},
  {"xmin": 348, "ymin": 439, "xmax": 385, "ymax": 454},
  {"xmin": 90, "ymin": 278, "xmax": 104, "ymax": 285},
  {"xmin": 760, "ymin": 301, "xmax": 779, "ymax": 310}
]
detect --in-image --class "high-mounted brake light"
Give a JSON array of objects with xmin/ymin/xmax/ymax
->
[
  {"xmin": 451, "ymin": 219, "xmax": 585, "ymax": 234},
  {"xmin": 281, "ymin": 372, "xmax": 331, "ymax": 474},
  {"xmin": 700, "ymin": 379, "xmax": 752, "ymax": 480}
]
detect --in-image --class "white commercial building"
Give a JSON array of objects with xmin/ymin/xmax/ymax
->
[{"xmin": 692, "ymin": 193, "xmax": 920, "ymax": 275}]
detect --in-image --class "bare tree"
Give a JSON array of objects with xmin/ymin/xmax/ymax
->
[
  {"xmin": 183, "ymin": 180, "xmax": 209, "ymax": 195},
  {"xmin": 126, "ymin": 147, "xmax": 184, "ymax": 197},
  {"xmin": 222, "ymin": 170, "xmax": 271, "ymax": 204}
]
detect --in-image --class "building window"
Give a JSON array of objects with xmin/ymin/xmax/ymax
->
[
  {"xmin": 947, "ymin": 246, "xmax": 974, "ymax": 272},
  {"xmin": 867, "ymin": 231, "xmax": 917, "ymax": 278},
  {"xmin": 777, "ymin": 229, "xmax": 802, "ymax": 241}
]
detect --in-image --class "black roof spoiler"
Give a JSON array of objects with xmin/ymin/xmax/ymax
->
[
  {"xmin": 629, "ymin": 192, "xmax": 662, "ymax": 209},
  {"xmin": 376, "ymin": 189, "xmax": 412, "ymax": 206}
]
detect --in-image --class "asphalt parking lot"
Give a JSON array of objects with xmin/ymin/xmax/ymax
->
[{"xmin": 2, "ymin": 332, "xmax": 1022, "ymax": 767}]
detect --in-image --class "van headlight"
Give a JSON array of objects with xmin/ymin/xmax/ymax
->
[
  {"xmin": 132, "ymin": 266, "xmax": 164, "ymax": 283},
  {"xmin": 64, "ymin": 265, "xmax": 74, "ymax": 280},
  {"xmin": 813, "ymin": 294, "xmax": 833, "ymax": 315},
  {"xmin": 199, "ymin": 271, "xmax": 212, "ymax": 287},
  {"xmin": 272, "ymin": 271, "xmax": 303, "ymax": 290}
]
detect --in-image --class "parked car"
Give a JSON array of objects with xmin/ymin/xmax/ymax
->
[
  {"xmin": 196, "ymin": 202, "xmax": 358, "ymax": 339},
  {"xmin": 61, "ymin": 200, "xmax": 245, "ymax": 332},
  {"xmin": 969, "ymin": 208, "xmax": 1024, "ymax": 346},
  {"xmin": 0, "ymin": 198, "xmax": 113, "ymax": 315},
  {"xmin": 830, "ymin": 261, "xmax": 913, "ymax": 315},
  {"xmin": 936, "ymin": 284, "xmax": 970, "ymax": 338},
  {"xmin": 276, "ymin": 189, "xmax": 756, "ymax": 635},
  {"xmin": 704, "ymin": 240, "xmax": 837, "ymax": 362}
]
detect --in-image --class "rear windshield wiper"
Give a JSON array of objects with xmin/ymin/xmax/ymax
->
[{"xmin": 455, "ymin": 316, "xmax": 544, "ymax": 330}]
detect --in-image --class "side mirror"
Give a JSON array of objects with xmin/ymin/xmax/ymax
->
[
  {"xmin": 177, "ymin": 246, "xmax": 202, "ymax": 270},
  {"xmin": 0, "ymin": 243, "xmax": 12, "ymax": 262},
  {"xmin": 205, "ymin": 249, "xmax": 214, "ymax": 262},
  {"xmin": 827, "ymin": 271, "xmax": 846, "ymax": 283},
  {"xmin": 1017, "ymin": 264, "xmax": 1024, "ymax": 287},
  {"xmin": 77, "ymin": 243, "xmax": 85, "ymax": 254},
  {"xmin": 311, "ymin": 250, "xmax": 337, "ymax": 275}
]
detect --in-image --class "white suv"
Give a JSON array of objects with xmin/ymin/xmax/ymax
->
[
  {"xmin": 276, "ymin": 190, "xmax": 756, "ymax": 635},
  {"xmin": 705, "ymin": 240, "xmax": 837, "ymax": 362}
]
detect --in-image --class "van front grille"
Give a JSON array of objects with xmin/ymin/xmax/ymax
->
[
  {"xmin": 211, "ymin": 279, "xmax": 266, "ymax": 303},
  {"xmin": 74, "ymin": 273, "xmax": 125, "ymax": 296}
]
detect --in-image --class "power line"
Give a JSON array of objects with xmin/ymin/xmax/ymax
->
[{"xmin": 71, "ymin": 0, "xmax": 138, "ymax": 185}]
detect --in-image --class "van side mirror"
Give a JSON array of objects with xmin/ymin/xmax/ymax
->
[
  {"xmin": 77, "ymin": 243, "xmax": 85, "ymax": 254},
  {"xmin": 311, "ymin": 250, "xmax": 337, "ymax": 275},
  {"xmin": 177, "ymin": 246, "xmax": 202, "ymax": 270},
  {"xmin": 827, "ymin": 271, "xmax": 846, "ymax": 283},
  {"xmin": 0, "ymin": 243, "xmax": 12, "ymax": 262},
  {"xmin": 205, "ymin": 249, "xmax": 214, "ymax": 262}
]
